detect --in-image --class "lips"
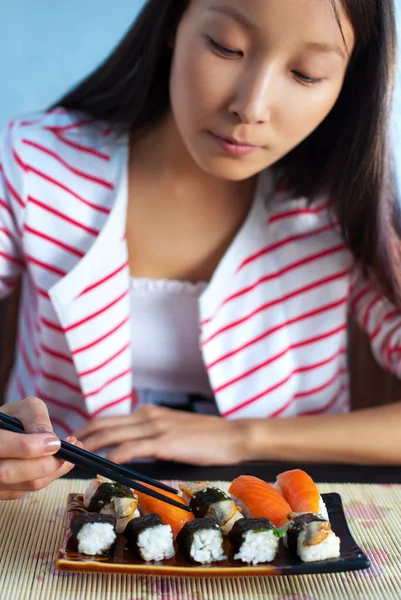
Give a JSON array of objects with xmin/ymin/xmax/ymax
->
[
  {"xmin": 208, "ymin": 131, "xmax": 264, "ymax": 157},
  {"xmin": 214, "ymin": 133, "xmax": 261, "ymax": 148}
]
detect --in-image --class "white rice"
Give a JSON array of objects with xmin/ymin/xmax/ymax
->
[
  {"xmin": 190, "ymin": 529, "xmax": 227, "ymax": 564},
  {"xmin": 318, "ymin": 496, "xmax": 329, "ymax": 521},
  {"xmin": 297, "ymin": 529, "xmax": 341, "ymax": 562},
  {"xmin": 77, "ymin": 522, "xmax": 116, "ymax": 556},
  {"xmin": 137, "ymin": 524, "xmax": 175, "ymax": 562},
  {"xmin": 234, "ymin": 530, "xmax": 279, "ymax": 565}
]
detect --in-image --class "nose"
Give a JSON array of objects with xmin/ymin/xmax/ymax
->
[{"xmin": 229, "ymin": 65, "xmax": 274, "ymax": 125}]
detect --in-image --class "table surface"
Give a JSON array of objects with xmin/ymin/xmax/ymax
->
[
  {"xmin": 1, "ymin": 479, "xmax": 400, "ymax": 600},
  {"xmin": 66, "ymin": 460, "xmax": 401, "ymax": 484}
]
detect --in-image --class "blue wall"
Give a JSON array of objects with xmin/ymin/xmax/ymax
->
[
  {"xmin": 0, "ymin": 0, "xmax": 399, "ymax": 180},
  {"xmin": 0, "ymin": 0, "xmax": 145, "ymax": 127}
]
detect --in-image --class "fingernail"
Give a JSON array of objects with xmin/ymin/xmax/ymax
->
[
  {"xmin": 37, "ymin": 427, "xmax": 55, "ymax": 434},
  {"xmin": 43, "ymin": 437, "xmax": 61, "ymax": 454},
  {"xmin": 66, "ymin": 436, "xmax": 77, "ymax": 446}
]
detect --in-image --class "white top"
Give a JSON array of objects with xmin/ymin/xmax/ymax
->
[{"xmin": 130, "ymin": 276, "xmax": 213, "ymax": 397}]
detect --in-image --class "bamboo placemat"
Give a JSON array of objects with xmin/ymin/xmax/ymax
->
[{"xmin": 1, "ymin": 480, "xmax": 401, "ymax": 600}]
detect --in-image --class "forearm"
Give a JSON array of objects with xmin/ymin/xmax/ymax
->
[{"xmin": 244, "ymin": 402, "xmax": 401, "ymax": 465}]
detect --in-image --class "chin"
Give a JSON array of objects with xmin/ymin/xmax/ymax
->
[{"xmin": 194, "ymin": 154, "xmax": 267, "ymax": 182}]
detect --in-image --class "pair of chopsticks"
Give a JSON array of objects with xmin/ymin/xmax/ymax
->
[{"xmin": 0, "ymin": 412, "xmax": 191, "ymax": 512}]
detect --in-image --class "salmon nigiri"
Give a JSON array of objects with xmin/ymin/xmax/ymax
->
[
  {"xmin": 275, "ymin": 469, "xmax": 328, "ymax": 520},
  {"xmin": 135, "ymin": 483, "xmax": 194, "ymax": 539},
  {"xmin": 229, "ymin": 475, "xmax": 292, "ymax": 527}
]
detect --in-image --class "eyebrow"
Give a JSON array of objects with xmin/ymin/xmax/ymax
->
[
  {"xmin": 208, "ymin": 5, "xmax": 259, "ymax": 30},
  {"xmin": 304, "ymin": 42, "xmax": 346, "ymax": 60}
]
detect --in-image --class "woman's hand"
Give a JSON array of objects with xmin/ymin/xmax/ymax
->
[
  {"xmin": 0, "ymin": 397, "xmax": 81, "ymax": 500},
  {"xmin": 74, "ymin": 405, "xmax": 251, "ymax": 466}
]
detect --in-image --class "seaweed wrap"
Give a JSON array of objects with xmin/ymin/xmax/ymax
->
[
  {"xmin": 70, "ymin": 512, "xmax": 116, "ymax": 556},
  {"xmin": 285, "ymin": 513, "xmax": 340, "ymax": 562},
  {"xmin": 180, "ymin": 481, "xmax": 243, "ymax": 534},
  {"xmin": 83, "ymin": 477, "xmax": 139, "ymax": 533},
  {"xmin": 176, "ymin": 517, "xmax": 227, "ymax": 564},
  {"xmin": 124, "ymin": 513, "xmax": 175, "ymax": 562},
  {"xmin": 228, "ymin": 518, "xmax": 284, "ymax": 565}
]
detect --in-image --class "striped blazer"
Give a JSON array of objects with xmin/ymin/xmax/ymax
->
[{"xmin": 1, "ymin": 109, "xmax": 401, "ymax": 438}]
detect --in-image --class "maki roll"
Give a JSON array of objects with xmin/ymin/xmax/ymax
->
[
  {"xmin": 228, "ymin": 518, "xmax": 284, "ymax": 565},
  {"xmin": 135, "ymin": 483, "xmax": 194, "ymax": 539},
  {"xmin": 176, "ymin": 518, "xmax": 227, "ymax": 564},
  {"xmin": 285, "ymin": 513, "xmax": 340, "ymax": 563},
  {"xmin": 180, "ymin": 481, "xmax": 243, "ymax": 535},
  {"xmin": 124, "ymin": 514, "xmax": 175, "ymax": 562},
  {"xmin": 83, "ymin": 477, "xmax": 139, "ymax": 533},
  {"xmin": 70, "ymin": 512, "xmax": 116, "ymax": 556}
]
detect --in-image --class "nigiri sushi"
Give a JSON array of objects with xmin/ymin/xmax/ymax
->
[
  {"xmin": 70, "ymin": 512, "xmax": 117, "ymax": 556},
  {"xmin": 228, "ymin": 518, "xmax": 285, "ymax": 565},
  {"xmin": 229, "ymin": 475, "xmax": 292, "ymax": 528},
  {"xmin": 180, "ymin": 481, "xmax": 243, "ymax": 535},
  {"xmin": 176, "ymin": 518, "xmax": 226, "ymax": 564},
  {"xmin": 275, "ymin": 469, "xmax": 329, "ymax": 520},
  {"xmin": 285, "ymin": 513, "xmax": 340, "ymax": 562},
  {"xmin": 135, "ymin": 482, "xmax": 194, "ymax": 539},
  {"xmin": 124, "ymin": 514, "xmax": 175, "ymax": 562},
  {"xmin": 83, "ymin": 476, "xmax": 140, "ymax": 533}
]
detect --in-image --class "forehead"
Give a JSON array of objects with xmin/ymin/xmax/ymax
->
[{"xmin": 187, "ymin": 0, "xmax": 355, "ymax": 54}]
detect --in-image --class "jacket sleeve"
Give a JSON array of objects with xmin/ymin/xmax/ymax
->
[
  {"xmin": 0, "ymin": 122, "xmax": 25, "ymax": 300},
  {"xmin": 348, "ymin": 263, "xmax": 401, "ymax": 378}
]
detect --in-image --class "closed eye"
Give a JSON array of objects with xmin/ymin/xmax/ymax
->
[
  {"xmin": 207, "ymin": 36, "xmax": 243, "ymax": 58},
  {"xmin": 292, "ymin": 71, "xmax": 324, "ymax": 85}
]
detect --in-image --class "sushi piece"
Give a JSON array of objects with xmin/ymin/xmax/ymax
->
[
  {"xmin": 176, "ymin": 518, "xmax": 227, "ymax": 564},
  {"xmin": 124, "ymin": 514, "xmax": 175, "ymax": 562},
  {"xmin": 135, "ymin": 482, "xmax": 194, "ymax": 539},
  {"xmin": 229, "ymin": 475, "xmax": 292, "ymax": 528},
  {"xmin": 228, "ymin": 518, "xmax": 285, "ymax": 565},
  {"xmin": 180, "ymin": 481, "xmax": 243, "ymax": 535},
  {"xmin": 83, "ymin": 477, "xmax": 139, "ymax": 533},
  {"xmin": 285, "ymin": 513, "xmax": 340, "ymax": 562},
  {"xmin": 275, "ymin": 469, "xmax": 329, "ymax": 520},
  {"xmin": 83, "ymin": 474, "xmax": 113, "ymax": 507},
  {"xmin": 70, "ymin": 512, "xmax": 116, "ymax": 556}
]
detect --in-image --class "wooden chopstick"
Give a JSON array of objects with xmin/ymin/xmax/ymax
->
[{"xmin": 0, "ymin": 413, "xmax": 191, "ymax": 513}]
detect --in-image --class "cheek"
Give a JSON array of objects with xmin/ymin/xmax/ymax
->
[
  {"xmin": 280, "ymin": 84, "xmax": 343, "ymax": 141},
  {"xmin": 170, "ymin": 44, "xmax": 231, "ymax": 131}
]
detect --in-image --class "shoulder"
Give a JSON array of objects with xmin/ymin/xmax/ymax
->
[
  {"xmin": 4, "ymin": 108, "xmax": 117, "ymax": 170},
  {"xmin": 0, "ymin": 108, "xmax": 127, "ymax": 243}
]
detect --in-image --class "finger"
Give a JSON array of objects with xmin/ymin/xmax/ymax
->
[
  {"xmin": 0, "ymin": 429, "xmax": 61, "ymax": 460},
  {"xmin": 81, "ymin": 425, "xmax": 158, "ymax": 453},
  {"xmin": 106, "ymin": 439, "xmax": 160, "ymax": 464},
  {"xmin": 0, "ymin": 437, "xmax": 80, "ymax": 492},
  {"xmin": 3, "ymin": 397, "xmax": 55, "ymax": 435},
  {"xmin": 0, "ymin": 449, "xmax": 71, "ymax": 485},
  {"xmin": 0, "ymin": 490, "xmax": 27, "ymax": 501},
  {"xmin": 73, "ymin": 416, "xmax": 131, "ymax": 439},
  {"xmin": 0, "ymin": 458, "xmax": 76, "ymax": 493},
  {"xmin": 73, "ymin": 406, "xmax": 168, "ymax": 439}
]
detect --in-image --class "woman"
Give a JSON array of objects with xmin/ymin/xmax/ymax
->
[{"xmin": 1, "ymin": 0, "xmax": 400, "ymax": 468}]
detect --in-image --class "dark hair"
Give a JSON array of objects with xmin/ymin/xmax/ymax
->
[{"xmin": 56, "ymin": 0, "xmax": 400, "ymax": 301}]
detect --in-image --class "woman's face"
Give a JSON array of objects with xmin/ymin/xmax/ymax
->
[{"xmin": 169, "ymin": 0, "xmax": 355, "ymax": 181}]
